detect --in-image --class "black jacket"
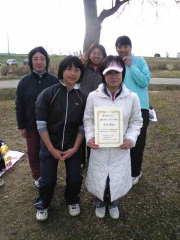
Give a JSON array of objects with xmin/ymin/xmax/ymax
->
[
  {"xmin": 35, "ymin": 82, "xmax": 87, "ymax": 150},
  {"xmin": 15, "ymin": 72, "xmax": 58, "ymax": 131}
]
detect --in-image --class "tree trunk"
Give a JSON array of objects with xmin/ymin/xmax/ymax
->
[
  {"xmin": 83, "ymin": 0, "xmax": 130, "ymax": 52},
  {"xmin": 83, "ymin": 0, "xmax": 101, "ymax": 52}
]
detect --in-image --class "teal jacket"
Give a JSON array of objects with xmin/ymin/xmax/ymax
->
[{"xmin": 124, "ymin": 55, "xmax": 150, "ymax": 110}]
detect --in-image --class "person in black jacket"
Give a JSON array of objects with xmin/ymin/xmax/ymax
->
[
  {"xmin": 15, "ymin": 47, "xmax": 58, "ymax": 186},
  {"xmin": 34, "ymin": 56, "xmax": 86, "ymax": 221}
]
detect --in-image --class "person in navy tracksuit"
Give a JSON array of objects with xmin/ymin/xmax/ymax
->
[{"xmin": 34, "ymin": 56, "xmax": 86, "ymax": 221}]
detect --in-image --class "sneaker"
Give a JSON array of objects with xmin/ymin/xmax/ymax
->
[
  {"xmin": 69, "ymin": 204, "xmax": 80, "ymax": 216},
  {"xmin": 108, "ymin": 206, "xmax": 119, "ymax": 219},
  {"xmin": 36, "ymin": 209, "xmax": 48, "ymax": 221},
  {"xmin": 35, "ymin": 180, "xmax": 39, "ymax": 187},
  {"xmin": 0, "ymin": 179, "xmax": 4, "ymax": 187},
  {"xmin": 132, "ymin": 172, "xmax": 142, "ymax": 185},
  {"xmin": 95, "ymin": 206, "xmax": 106, "ymax": 218}
]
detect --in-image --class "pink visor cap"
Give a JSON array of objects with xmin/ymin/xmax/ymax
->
[{"xmin": 103, "ymin": 62, "xmax": 123, "ymax": 75}]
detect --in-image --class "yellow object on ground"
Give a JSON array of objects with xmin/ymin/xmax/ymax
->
[{"xmin": 0, "ymin": 145, "xmax": 9, "ymax": 155}]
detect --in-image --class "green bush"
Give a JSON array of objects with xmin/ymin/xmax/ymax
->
[{"xmin": 1, "ymin": 65, "xmax": 29, "ymax": 76}]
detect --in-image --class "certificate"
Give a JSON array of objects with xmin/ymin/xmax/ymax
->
[{"xmin": 95, "ymin": 107, "xmax": 123, "ymax": 148}]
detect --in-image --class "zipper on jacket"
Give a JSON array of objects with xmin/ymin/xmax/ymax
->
[
  {"xmin": 61, "ymin": 91, "xmax": 69, "ymax": 150},
  {"xmin": 37, "ymin": 76, "xmax": 42, "ymax": 94},
  {"xmin": 93, "ymin": 71, "xmax": 96, "ymax": 86}
]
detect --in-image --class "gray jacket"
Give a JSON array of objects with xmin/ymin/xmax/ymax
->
[{"xmin": 80, "ymin": 65, "xmax": 103, "ymax": 96}]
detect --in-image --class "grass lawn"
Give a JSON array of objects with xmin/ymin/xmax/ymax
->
[
  {"xmin": 0, "ymin": 87, "xmax": 179, "ymax": 240},
  {"xmin": 151, "ymin": 70, "xmax": 180, "ymax": 78}
]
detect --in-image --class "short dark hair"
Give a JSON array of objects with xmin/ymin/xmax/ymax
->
[
  {"xmin": 100, "ymin": 55, "xmax": 126, "ymax": 83},
  {"xmin": 58, "ymin": 56, "xmax": 84, "ymax": 83},
  {"xmin": 86, "ymin": 43, "xmax": 107, "ymax": 65},
  {"xmin": 115, "ymin": 36, "xmax": 132, "ymax": 48},
  {"xmin": 28, "ymin": 46, "xmax": 50, "ymax": 72}
]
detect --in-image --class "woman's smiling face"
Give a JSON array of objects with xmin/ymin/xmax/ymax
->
[
  {"xmin": 89, "ymin": 48, "xmax": 104, "ymax": 66},
  {"xmin": 32, "ymin": 52, "xmax": 46, "ymax": 73},
  {"xmin": 63, "ymin": 64, "xmax": 81, "ymax": 89}
]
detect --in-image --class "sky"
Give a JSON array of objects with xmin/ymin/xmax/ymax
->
[{"xmin": 0, "ymin": 0, "xmax": 180, "ymax": 57}]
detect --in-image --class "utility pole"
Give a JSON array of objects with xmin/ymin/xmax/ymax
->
[
  {"xmin": 46, "ymin": 41, "xmax": 48, "ymax": 52},
  {"xmin": 7, "ymin": 34, "xmax": 10, "ymax": 55}
]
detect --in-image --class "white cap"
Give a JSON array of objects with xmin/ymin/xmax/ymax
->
[{"xmin": 103, "ymin": 62, "xmax": 123, "ymax": 75}]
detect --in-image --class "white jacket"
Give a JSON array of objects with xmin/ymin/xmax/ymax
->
[{"xmin": 84, "ymin": 83, "xmax": 143, "ymax": 202}]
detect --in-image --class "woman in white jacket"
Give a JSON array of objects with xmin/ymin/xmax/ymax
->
[{"xmin": 84, "ymin": 56, "xmax": 143, "ymax": 219}]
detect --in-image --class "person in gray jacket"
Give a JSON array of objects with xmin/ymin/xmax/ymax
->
[
  {"xmin": 80, "ymin": 43, "xmax": 107, "ymax": 165},
  {"xmin": 80, "ymin": 43, "xmax": 107, "ymax": 96}
]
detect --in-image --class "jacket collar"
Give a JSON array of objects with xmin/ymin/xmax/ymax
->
[
  {"xmin": 104, "ymin": 84, "xmax": 122, "ymax": 100},
  {"xmin": 32, "ymin": 71, "xmax": 47, "ymax": 79},
  {"xmin": 87, "ymin": 64, "xmax": 101, "ymax": 72},
  {"xmin": 59, "ymin": 80, "xmax": 76, "ymax": 92},
  {"xmin": 96, "ymin": 83, "xmax": 131, "ymax": 99}
]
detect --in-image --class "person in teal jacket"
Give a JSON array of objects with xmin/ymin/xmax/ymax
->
[{"xmin": 115, "ymin": 35, "xmax": 150, "ymax": 185}]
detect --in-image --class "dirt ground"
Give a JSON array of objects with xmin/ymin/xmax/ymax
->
[{"xmin": 0, "ymin": 89, "xmax": 180, "ymax": 240}]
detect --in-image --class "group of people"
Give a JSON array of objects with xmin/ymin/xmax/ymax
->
[{"xmin": 15, "ymin": 35, "xmax": 150, "ymax": 221}]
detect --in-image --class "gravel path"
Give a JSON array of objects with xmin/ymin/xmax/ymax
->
[{"xmin": 0, "ymin": 78, "xmax": 180, "ymax": 89}]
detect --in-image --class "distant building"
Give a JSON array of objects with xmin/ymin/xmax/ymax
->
[{"xmin": 177, "ymin": 52, "xmax": 180, "ymax": 58}]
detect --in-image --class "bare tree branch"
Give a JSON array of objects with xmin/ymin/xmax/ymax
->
[
  {"xmin": 98, "ymin": 0, "xmax": 130, "ymax": 23},
  {"xmin": 83, "ymin": 0, "xmax": 180, "ymax": 51}
]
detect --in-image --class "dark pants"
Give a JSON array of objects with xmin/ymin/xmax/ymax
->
[
  {"xmin": 26, "ymin": 131, "xmax": 40, "ymax": 180},
  {"xmin": 81, "ymin": 138, "xmax": 86, "ymax": 165},
  {"xmin": 94, "ymin": 176, "xmax": 118, "ymax": 208},
  {"xmin": 35, "ymin": 143, "xmax": 83, "ymax": 210},
  {"xmin": 81, "ymin": 137, "xmax": 90, "ymax": 165},
  {"xmin": 131, "ymin": 109, "xmax": 149, "ymax": 177}
]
